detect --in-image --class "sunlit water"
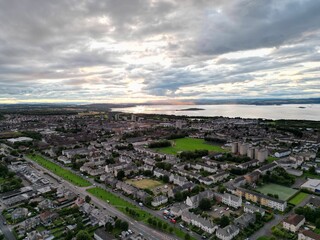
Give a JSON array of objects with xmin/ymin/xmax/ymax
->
[{"xmin": 112, "ymin": 104, "xmax": 320, "ymax": 120}]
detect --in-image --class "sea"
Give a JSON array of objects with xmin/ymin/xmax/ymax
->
[{"xmin": 112, "ymin": 104, "xmax": 320, "ymax": 121}]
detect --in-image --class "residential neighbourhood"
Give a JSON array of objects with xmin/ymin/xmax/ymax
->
[{"xmin": 0, "ymin": 109, "xmax": 320, "ymax": 240}]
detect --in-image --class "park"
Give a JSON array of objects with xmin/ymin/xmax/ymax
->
[{"xmin": 153, "ymin": 137, "xmax": 227, "ymax": 155}]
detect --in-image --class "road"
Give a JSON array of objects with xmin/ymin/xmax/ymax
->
[
  {"xmin": 0, "ymin": 212, "xmax": 16, "ymax": 240},
  {"xmin": 37, "ymin": 154, "xmax": 202, "ymax": 239},
  {"xmin": 24, "ymin": 156, "xmax": 179, "ymax": 240},
  {"xmin": 250, "ymin": 194, "xmax": 312, "ymax": 239}
]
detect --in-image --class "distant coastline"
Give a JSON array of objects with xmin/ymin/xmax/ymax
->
[{"xmin": 177, "ymin": 108, "xmax": 204, "ymax": 111}]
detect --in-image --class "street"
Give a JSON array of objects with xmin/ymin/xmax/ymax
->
[{"xmin": 24, "ymin": 155, "xmax": 179, "ymax": 240}]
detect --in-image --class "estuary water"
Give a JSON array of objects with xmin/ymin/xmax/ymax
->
[{"xmin": 112, "ymin": 104, "xmax": 320, "ymax": 121}]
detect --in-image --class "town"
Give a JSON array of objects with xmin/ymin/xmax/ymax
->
[{"xmin": 0, "ymin": 108, "xmax": 320, "ymax": 240}]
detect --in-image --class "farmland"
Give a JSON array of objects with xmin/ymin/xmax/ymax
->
[{"xmin": 154, "ymin": 137, "xmax": 227, "ymax": 155}]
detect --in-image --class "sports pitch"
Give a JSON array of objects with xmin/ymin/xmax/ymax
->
[
  {"xmin": 126, "ymin": 179, "xmax": 163, "ymax": 189},
  {"xmin": 154, "ymin": 137, "xmax": 227, "ymax": 155},
  {"xmin": 256, "ymin": 183, "xmax": 298, "ymax": 201}
]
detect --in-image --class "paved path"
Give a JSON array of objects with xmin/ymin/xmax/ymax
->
[
  {"xmin": 250, "ymin": 194, "xmax": 312, "ymax": 239},
  {"xmin": 0, "ymin": 213, "xmax": 16, "ymax": 240}
]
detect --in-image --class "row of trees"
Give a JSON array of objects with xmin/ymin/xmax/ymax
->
[
  {"xmin": 295, "ymin": 206, "xmax": 320, "ymax": 228},
  {"xmin": 179, "ymin": 150, "xmax": 209, "ymax": 161},
  {"xmin": 148, "ymin": 140, "xmax": 171, "ymax": 148},
  {"xmin": 262, "ymin": 167, "xmax": 295, "ymax": 186}
]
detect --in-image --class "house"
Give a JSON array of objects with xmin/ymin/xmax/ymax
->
[
  {"xmin": 135, "ymin": 190, "xmax": 151, "ymax": 203},
  {"xmin": 39, "ymin": 211, "xmax": 58, "ymax": 225},
  {"xmin": 298, "ymin": 230, "xmax": 320, "ymax": 240},
  {"xmin": 185, "ymin": 190, "xmax": 214, "ymax": 208},
  {"xmin": 283, "ymin": 214, "xmax": 305, "ymax": 232},
  {"xmin": 168, "ymin": 182, "xmax": 196, "ymax": 198},
  {"xmin": 22, "ymin": 216, "xmax": 40, "ymax": 231},
  {"xmin": 192, "ymin": 163, "xmax": 217, "ymax": 173},
  {"xmin": 153, "ymin": 168, "xmax": 170, "ymax": 178},
  {"xmin": 216, "ymin": 193, "xmax": 242, "ymax": 209},
  {"xmin": 169, "ymin": 174, "xmax": 188, "ymax": 186},
  {"xmin": 151, "ymin": 195, "xmax": 168, "ymax": 207},
  {"xmin": 209, "ymin": 171, "xmax": 229, "ymax": 184},
  {"xmin": 199, "ymin": 177, "xmax": 214, "ymax": 185},
  {"xmin": 12, "ymin": 208, "xmax": 28, "ymax": 220},
  {"xmin": 216, "ymin": 225, "xmax": 240, "ymax": 240},
  {"xmin": 38, "ymin": 199, "xmax": 54, "ymax": 210},
  {"xmin": 234, "ymin": 212, "xmax": 256, "ymax": 229},
  {"xmin": 181, "ymin": 210, "xmax": 218, "ymax": 234},
  {"xmin": 244, "ymin": 171, "xmax": 261, "ymax": 184},
  {"xmin": 57, "ymin": 155, "xmax": 71, "ymax": 164},
  {"xmin": 243, "ymin": 203, "xmax": 265, "ymax": 216},
  {"xmin": 257, "ymin": 162, "xmax": 278, "ymax": 175},
  {"xmin": 275, "ymin": 149, "xmax": 291, "ymax": 158},
  {"xmin": 237, "ymin": 159, "xmax": 260, "ymax": 170},
  {"xmin": 116, "ymin": 181, "xmax": 137, "ymax": 195},
  {"xmin": 94, "ymin": 227, "xmax": 116, "ymax": 240},
  {"xmin": 235, "ymin": 187, "xmax": 287, "ymax": 211},
  {"xmin": 170, "ymin": 203, "xmax": 190, "ymax": 217},
  {"xmin": 307, "ymin": 196, "xmax": 320, "ymax": 209}
]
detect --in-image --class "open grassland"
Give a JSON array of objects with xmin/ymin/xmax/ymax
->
[
  {"xmin": 27, "ymin": 154, "xmax": 91, "ymax": 187},
  {"xmin": 288, "ymin": 192, "xmax": 309, "ymax": 205},
  {"xmin": 256, "ymin": 183, "xmax": 298, "ymax": 201},
  {"xmin": 154, "ymin": 137, "xmax": 227, "ymax": 155},
  {"xmin": 126, "ymin": 179, "xmax": 163, "ymax": 189},
  {"xmin": 87, "ymin": 187, "xmax": 193, "ymax": 240}
]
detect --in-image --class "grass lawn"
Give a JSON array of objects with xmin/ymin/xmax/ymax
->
[
  {"xmin": 87, "ymin": 187, "xmax": 192, "ymax": 240},
  {"xmin": 27, "ymin": 154, "xmax": 91, "ymax": 187},
  {"xmin": 267, "ymin": 156, "xmax": 278, "ymax": 163},
  {"xmin": 288, "ymin": 192, "xmax": 309, "ymax": 205},
  {"xmin": 303, "ymin": 172, "xmax": 320, "ymax": 179},
  {"xmin": 154, "ymin": 137, "xmax": 227, "ymax": 155},
  {"xmin": 256, "ymin": 183, "xmax": 298, "ymax": 201},
  {"xmin": 126, "ymin": 179, "xmax": 163, "ymax": 189}
]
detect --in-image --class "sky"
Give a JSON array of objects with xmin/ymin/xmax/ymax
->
[{"xmin": 0, "ymin": 0, "xmax": 320, "ymax": 104}]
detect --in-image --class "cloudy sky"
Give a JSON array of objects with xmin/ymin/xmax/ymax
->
[{"xmin": 0, "ymin": 0, "xmax": 320, "ymax": 104}]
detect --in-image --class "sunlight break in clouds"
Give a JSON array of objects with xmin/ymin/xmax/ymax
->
[{"xmin": 0, "ymin": 0, "xmax": 320, "ymax": 103}]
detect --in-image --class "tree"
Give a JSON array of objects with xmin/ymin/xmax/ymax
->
[
  {"xmin": 105, "ymin": 222, "xmax": 114, "ymax": 232},
  {"xmin": 309, "ymin": 166, "xmax": 316, "ymax": 175},
  {"xmin": 120, "ymin": 221, "xmax": 129, "ymax": 231},
  {"xmin": 199, "ymin": 198, "xmax": 211, "ymax": 211},
  {"xmin": 145, "ymin": 196, "xmax": 153, "ymax": 206},
  {"xmin": 117, "ymin": 170, "xmax": 125, "ymax": 180},
  {"xmin": 185, "ymin": 233, "xmax": 191, "ymax": 240},
  {"xmin": 174, "ymin": 192, "xmax": 184, "ymax": 202},
  {"xmin": 85, "ymin": 195, "xmax": 91, "ymax": 203},
  {"xmin": 316, "ymin": 218, "xmax": 320, "ymax": 229},
  {"xmin": 163, "ymin": 175, "xmax": 169, "ymax": 183},
  {"xmin": 219, "ymin": 216, "xmax": 230, "ymax": 228},
  {"xmin": 169, "ymin": 227, "xmax": 174, "ymax": 233},
  {"xmin": 218, "ymin": 185, "xmax": 226, "ymax": 193},
  {"xmin": 76, "ymin": 230, "xmax": 91, "ymax": 240}
]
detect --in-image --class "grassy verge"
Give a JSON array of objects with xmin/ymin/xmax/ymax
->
[
  {"xmin": 288, "ymin": 192, "xmax": 309, "ymax": 205},
  {"xmin": 26, "ymin": 154, "xmax": 91, "ymax": 187},
  {"xmin": 266, "ymin": 156, "xmax": 278, "ymax": 163},
  {"xmin": 303, "ymin": 172, "xmax": 320, "ymax": 179},
  {"xmin": 87, "ymin": 187, "xmax": 192, "ymax": 240}
]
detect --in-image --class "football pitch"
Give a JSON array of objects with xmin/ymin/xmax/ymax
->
[
  {"xmin": 256, "ymin": 183, "xmax": 298, "ymax": 201},
  {"xmin": 154, "ymin": 137, "xmax": 227, "ymax": 155}
]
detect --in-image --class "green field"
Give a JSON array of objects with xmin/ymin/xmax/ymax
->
[
  {"xmin": 266, "ymin": 156, "xmax": 278, "ymax": 163},
  {"xmin": 27, "ymin": 154, "xmax": 91, "ymax": 187},
  {"xmin": 256, "ymin": 183, "xmax": 298, "ymax": 201},
  {"xmin": 288, "ymin": 192, "xmax": 309, "ymax": 205},
  {"xmin": 87, "ymin": 187, "xmax": 191, "ymax": 239},
  {"xmin": 154, "ymin": 137, "xmax": 227, "ymax": 155}
]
